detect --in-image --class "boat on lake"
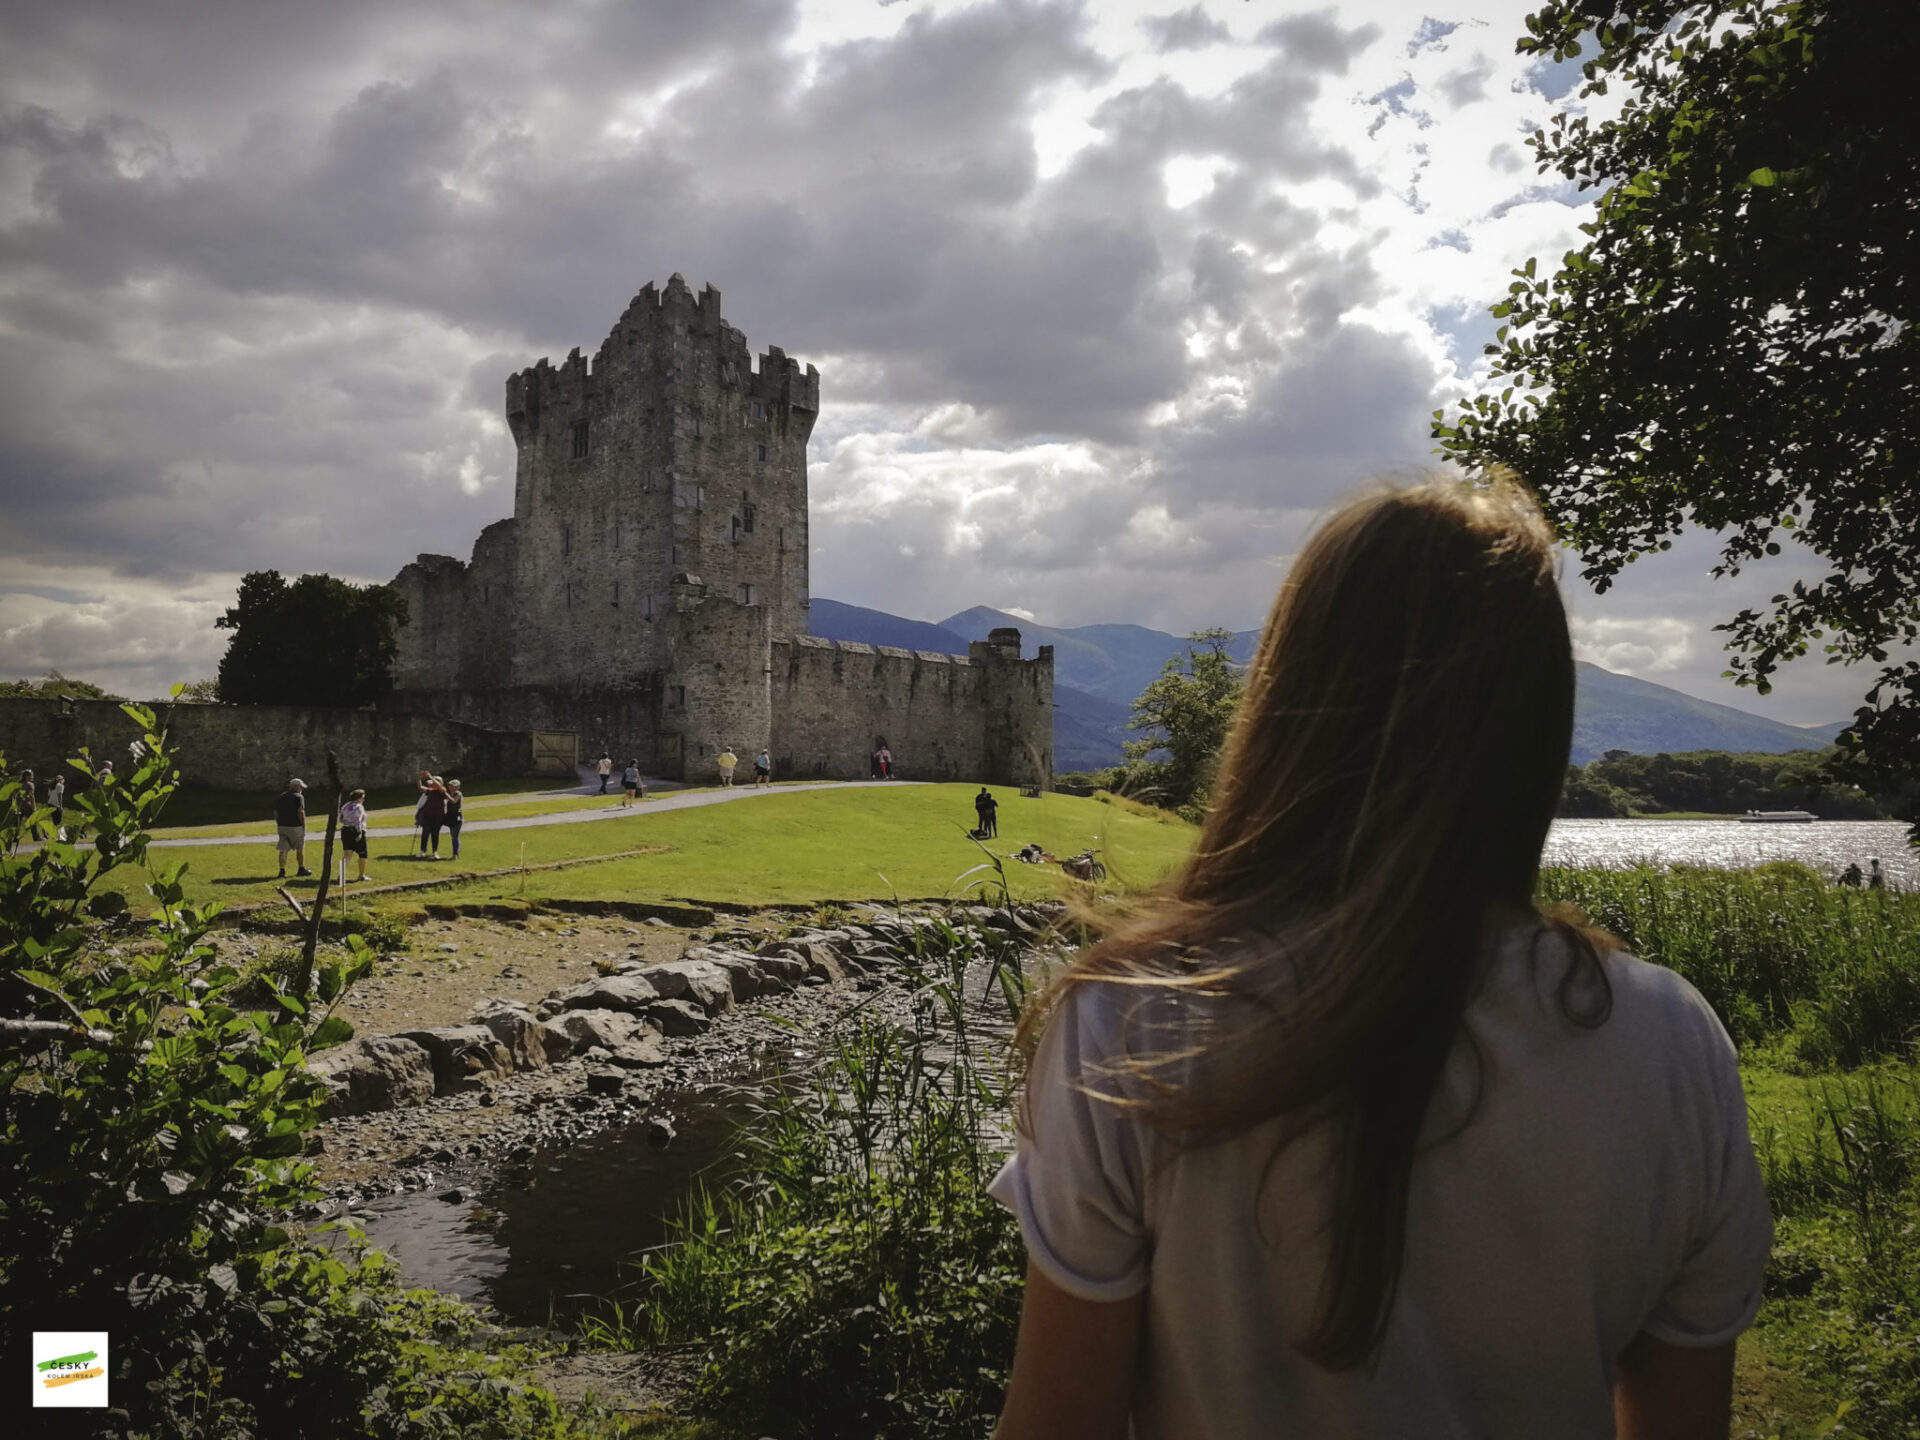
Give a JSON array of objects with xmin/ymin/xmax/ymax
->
[{"xmin": 1741, "ymin": 810, "xmax": 1817, "ymax": 823}]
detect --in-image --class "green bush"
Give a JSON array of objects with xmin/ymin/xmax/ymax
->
[{"xmin": 0, "ymin": 706, "xmax": 600, "ymax": 1438}]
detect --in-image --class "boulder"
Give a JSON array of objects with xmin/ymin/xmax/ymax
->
[
  {"xmin": 640, "ymin": 959, "xmax": 735, "ymax": 1013},
  {"xmin": 797, "ymin": 942, "xmax": 849, "ymax": 984},
  {"xmin": 645, "ymin": 998, "xmax": 712, "ymax": 1037},
  {"xmin": 307, "ymin": 1037, "xmax": 436, "ymax": 1117},
  {"xmin": 752, "ymin": 948, "xmax": 809, "ymax": 988},
  {"xmin": 557, "ymin": 975, "xmax": 662, "ymax": 1015},
  {"xmin": 548, "ymin": 1008, "xmax": 649, "ymax": 1056},
  {"xmin": 606, "ymin": 1034, "xmax": 669, "ymax": 1069},
  {"xmin": 469, "ymin": 999, "xmax": 550, "ymax": 1070},
  {"xmin": 391, "ymin": 1024, "xmax": 514, "ymax": 1095},
  {"xmin": 691, "ymin": 950, "xmax": 770, "ymax": 1001}
]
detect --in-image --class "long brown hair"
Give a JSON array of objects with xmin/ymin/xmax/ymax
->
[{"xmin": 1017, "ymin": 474, "xmax": 1608, "ymax": 1369}]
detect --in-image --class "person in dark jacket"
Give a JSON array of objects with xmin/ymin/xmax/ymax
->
[
  {"xmin": 975, "ymin": 787, "xmax": 999, "ymax": 838},
  {"xmin": 275, "ymin": 779, "xmax": 311, "ymax": 878}
]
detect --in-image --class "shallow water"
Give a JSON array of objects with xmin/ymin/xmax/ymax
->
[
  {"xmin": 344, "ymin": 1071, "xmax": 779, "ymax": 1326},
  {"xmin": 1542, "ymin": 818, "xmax": 1915, "ymax": 889}
]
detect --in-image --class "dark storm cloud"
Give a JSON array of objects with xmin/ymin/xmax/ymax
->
[{"xmin": 0, "ymin": 0, "xmax": 1448, "ymax": 668}]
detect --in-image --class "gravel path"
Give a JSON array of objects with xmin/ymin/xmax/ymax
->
[{"xmin": 149, "ymin": 778, "xmax": 929, "ymax": 848}]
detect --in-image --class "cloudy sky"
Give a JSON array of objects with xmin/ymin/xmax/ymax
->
[{"xmin": 0, "ymin": 0, "xmax": 1859, "ymax": 723}]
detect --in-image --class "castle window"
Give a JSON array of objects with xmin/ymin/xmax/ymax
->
[
  {"xmin": 483, "ymin": 584, "xmax": 490, "ymax": 605},
  {"xmin": 612, "ymin": 581, "xmax": 620, "ymax": 607},
  {"xmin": 731, "ymin": 515, "xmax": 742, "ymax": 544},
  {"xmin": 743, "ymin": 503, "xmax": 757, "ymax": 534},
  {"xmin": 670, "ymin": 685, "xmax": 685, "ymax": 707},
  {"xmin": 644, "ymin": 594, "xmax": 656, "ymax": 619},
  {"xmin": 750, "ymin": 400, "xmax": 767, "ymax": 420},
  {"xmin": 565, "ymin": 581, "xmax": 574, "ymax": 610},
  {"xmin": 671, "ymin": 545, "xmax": 679, "ymax": 565},
  {"xmin": 612, "ymin": 522, "xmax": 621, "ymax": 547},
  {"xmin": 563, "ymin": 524, "xmax": 573, "ymax": 555},
  {"xmin": 695, "ymin": 483, "xmax": 706, "ymax": 511},
  {"xmin": 755, "ymin": 443, "xmax": 769, "ymax": 463},
  {"xmin": 777, "ymin": 527, "xmax": 785, "ymax": 551},
  {"xmin": 571, "ymin": 419, "xmax": 590, "ymax": 459},
  {"xmin": 738, "ymin": 582, "xmax": 757, "ymax": 605}
]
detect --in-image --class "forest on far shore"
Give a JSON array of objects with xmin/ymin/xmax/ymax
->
[{"xmin": 1558, "ymin": 748, "xmax": 1909, "ymax": 820}]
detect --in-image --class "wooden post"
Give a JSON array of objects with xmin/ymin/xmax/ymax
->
[{"xmin": 294, "ymin": 750, "xmax": 343, "ymax": 999}]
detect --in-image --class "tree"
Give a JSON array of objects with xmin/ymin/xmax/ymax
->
[
  {"xmin": 215, "ymin": 571, "xmax": 409, "ymax": 707},
  {"xmin": 1121, "ymin": 628, "xmax": 1245, "ymax": 813},
  {"xmin": 0, "ymin": 670, "xmax": 124, "ymax": 702},
  {"xmin": 1434, "ymin": 0, "xmax": 1920, "ymax": 828}
]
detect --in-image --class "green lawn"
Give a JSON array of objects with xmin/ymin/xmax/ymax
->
[{"xmin": 110, "ymin": 785, "xmax": 1197, "ymax": 912}]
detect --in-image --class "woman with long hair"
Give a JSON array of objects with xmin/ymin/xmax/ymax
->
[{"xmin": 991, "ymin": 478, "xmax": 1770, "ymax": 1439}]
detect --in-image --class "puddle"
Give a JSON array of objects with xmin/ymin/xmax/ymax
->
[{"xmin": 343, "ymin": 1064, "xmax": 789, "ymax": 1327}]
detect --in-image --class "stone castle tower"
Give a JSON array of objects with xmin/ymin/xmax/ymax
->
[{"xmin": 389, "ymin": 276, "xmax": 1052, "ymax": 786}]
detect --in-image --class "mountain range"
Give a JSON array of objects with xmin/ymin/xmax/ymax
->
[{"xmin": 807, "ymin": 598, "xmax": 1846, "ymax": 772}]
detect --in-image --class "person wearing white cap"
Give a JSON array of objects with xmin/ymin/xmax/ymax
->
[{"xmin": 275, "ymin": 778, "xmax": 311, "ymax": 879}]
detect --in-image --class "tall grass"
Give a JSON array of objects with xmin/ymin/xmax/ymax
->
[
  {"xmin": 1538, "ymin": 863, "xmax": 1920, "ymax": 1065},
  {"xmin": 633, "ymin": 887, "xmax": 1044, "ymax": 1439}
]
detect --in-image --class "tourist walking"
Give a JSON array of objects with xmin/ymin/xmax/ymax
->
[
  {"xmin": 444, "ymin": 779, "xmax": 465, "ymax": 860},
  {"xmin": 418, "ymin": 773, "xmax": 448, "ymax": 859},
  {"xmin": 992, "ymin": 478, "xmax": 1771, "ymax": 1440},
  {"xmin": 275, "ymin": 778, "xmax": 311, "ymax": 879},
  {"xmin": 46, "ymin": 772, "xmax": 65, "ymax": 841},
  {"xmin": 621, "ymin": 760, "xmax": 643, "ymax": 807},
  {"xmin": 338, "ymin": 788, "xmax": 371, "ymax": 882},
  {"xmin": 974, "ymin": 787, "xmax": 998, "ymax": 838},
  {"xmin": 717, "ymin": 748, "xmax": 738, "ymax": 787},
  {"xmin": 754, "ymin": 749, "xmax": 772, "ymax": 787},
  {"xmin": 876, "ymin": 745, "xmax": 893, "ymax": 779},
  {"xmin": 596, "ymin": 753, "xmax": 614, "ymax": 794}
]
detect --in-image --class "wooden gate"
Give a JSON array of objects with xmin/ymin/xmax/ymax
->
[{"xmin": 531, "ymin": 730, "xmax": 578, "ymax": 777}]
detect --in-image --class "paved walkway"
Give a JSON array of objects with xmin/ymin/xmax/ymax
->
[{"xmin": 147, "ymin": 780, "xmax": 929, "ymax": 848}]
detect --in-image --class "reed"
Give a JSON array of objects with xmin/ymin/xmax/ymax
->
[{"xmin": 1538, "ymin": 863, "xmax": 1920, "ymax": 1065}]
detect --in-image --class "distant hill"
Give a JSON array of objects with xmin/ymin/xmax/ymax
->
[
  {"xmin": 808, "ymin": 599, "xmax": 971, "ymax": 655},
  {"xmin": 939, "ymin": 605, "xmax": 1258, "ymax": 707},
  {"xmin": 814, "ymin": 600, "xmax": 1845, "ymax": 770},
  {"xmin": 1571, "ymin": 662, "xmax": 1845, "ymax": 766}
]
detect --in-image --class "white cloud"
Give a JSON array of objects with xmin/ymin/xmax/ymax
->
[{"xmin": 1570, "ymin": 615, "xmax": 1695, "ymax": 675}]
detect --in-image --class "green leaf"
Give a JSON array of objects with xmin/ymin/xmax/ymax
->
[{"xmin": 1746, "ymin": 166, "xmax": 1778, "ymax": 187}]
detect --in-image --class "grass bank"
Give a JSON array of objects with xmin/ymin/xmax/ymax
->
[{"xmin": 102, "ymin": 784, "xmax": 1197, "ymax": 913}]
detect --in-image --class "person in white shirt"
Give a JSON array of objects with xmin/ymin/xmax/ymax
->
[
  {"xmin": 338, "ymin": 788, "xmax": 370, "ymax": 882},
  {"xmin": 992, "ymin": 477, "xmax": 1771, "ymax": 1440}
]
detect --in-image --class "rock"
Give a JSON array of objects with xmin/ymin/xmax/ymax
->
[
  {"xmin": 644, "ymin": 998, "xmax": 712, "ymax": 1037},
  {"xmin": 752, "ymin": 949, "xmax": 808, "ymax": 988},
  {"xmin": 469, "ymin": 999, "xmax": 550, "ymax": 1070},
  {"xmin": 438, "ymin": 1188, "xmax": 467, "ymax": 1204},
  {"xmin": 392, "ymin": 1024, "xmax": 515, "ymax": 1095},
  {"xmin": 644, "ymin": 1116, "xmax": 676, "ymax": 1149},
  {"xmin": 607, "ymin": 1035, "xmax": 669, "ymax": 1069},
  {"xmin": 684, "ymin": 948, "xmax": 770, "ymax": 1000},
  {"xmin": 548, "ymin": 1008, "xmax": 648, "ymax": 1056},
  {"xmin": 534, "ymin": 1018, "xmax": 581, "ymax": 1063},
  {"xmin": 439, "ymin": 943, "xmax": 459, "ymax": 953},
  {"xmin": 798, "ymin": 942, "xmax": 849, "ymax": 984},
  {"xmin": 307, "ymin": 1037, "xmax": 436, "ymax": 1117},
  {"xmin": 557, "ymin": 975, "xmax": 662, "ymax": 1015},
  {"xmin": 586, "ymin": 1070, "xmax": 626, "ymax": 1097},
  {"xmin": 639, "ymin": 959, "xmax": 735, "ymax": 1013}
]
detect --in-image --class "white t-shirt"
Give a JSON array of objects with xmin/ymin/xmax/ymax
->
[{"xmin": 988, "ymin": 923, "xmax": 1772, "ymax": 1440}]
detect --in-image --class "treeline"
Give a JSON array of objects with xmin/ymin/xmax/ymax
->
[{"xmin": 1558, "ymin": 748, "xmax": 1896, "ymax": 819}]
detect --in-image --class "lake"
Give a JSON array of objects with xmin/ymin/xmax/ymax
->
[{"xmin": 1544, "ymin": 818, "xmax": 1915, "ymax": 889}]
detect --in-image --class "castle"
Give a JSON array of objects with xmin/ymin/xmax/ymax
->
[{"xmin": 388, "ymin": 276, "xmax": 1054, "ymax": 787}]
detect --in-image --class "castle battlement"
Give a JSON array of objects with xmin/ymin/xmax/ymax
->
[{"xmin": 390, "ymin": 276, "xmax": 1049, "ymax": 788}]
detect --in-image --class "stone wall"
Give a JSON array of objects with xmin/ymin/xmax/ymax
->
[
  {"xmin": 769, "ymin": 636, "xmax": 1052, "ymax": 784},
  {"xmin": 0, "ymin": 699, "xmax": 533, "ymax": 794}
]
